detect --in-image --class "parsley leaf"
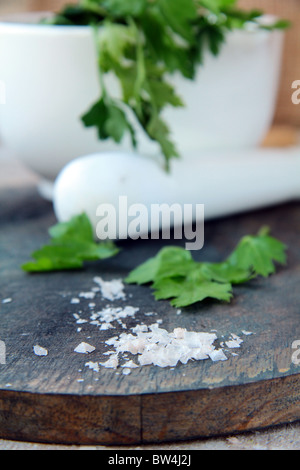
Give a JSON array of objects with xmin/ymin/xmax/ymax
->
[
  {"xmin": 153, "ymin": 274, "xmax": 233, "ymax": 308},
  {"xmin": 22, "ymin": 214, "xmax": 120, "ymax": 272},
  {"xmin": 125, "ymin": 227, "xmax": 287, "ymax": 308},
  {"xmin": 198, "ymin": 262, "xmax": 253, "ymax": 285},
  {"xmin": 81, "ymin": 97, "xmax": 137, "ymax": 147},
  {"xmin": 157, "ymin": 0, "xmax": 198, "ymax": 42},
  {"xmin": 125, "ymin": 246, "xmax": 194, "ymax": 284},
  {"xmin": 226, "ymin": 226, "xmax": 287, "ymax": 277}
]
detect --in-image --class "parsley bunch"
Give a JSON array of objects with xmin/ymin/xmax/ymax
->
[
  {"xmin": 125, "ymin": 227, "xmax": 287, "ymax": 307},
  {"xmin": 46, "ymin": 0, "xmax": 289, "ymax": 171}
]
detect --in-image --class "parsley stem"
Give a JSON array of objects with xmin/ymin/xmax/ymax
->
[
  {"xmin": 92, "ymin": 23, "xmax": 108, "ymax": 100},
  {"xmin": 129, "ymin": 18, "xmax": 146, "ymax": 120}
]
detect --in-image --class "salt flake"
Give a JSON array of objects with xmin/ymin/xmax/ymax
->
[
  {"xmin": 79, "ymin": 291, "xmax": 95, "ymax": 300},
  {"xmin": 74, "ymin": 342, "xmax": 96, "ymax": 354},
  {"xmin": 33, "ymin": 345, "xmax": 48, "ymax": 356},
  {"xmin": 85, "ymin": 361, "xmax": 100, "ymax": 372},
  {"xmin": 122, "ymin": 360, "xmax": 139, "ymax": 369},
  {"xmin": 209, "ymin": 349, "xmax": 228, "ymax": 362},
  {"xmin": 225, "ymin": 334, "xmax": 243, "ymax": 349},
  {"xmin": 100, "ymin": 354, "xmax": 119, "ymax": 369}
]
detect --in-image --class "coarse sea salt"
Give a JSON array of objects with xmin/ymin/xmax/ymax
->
[
  {"xmin": 100, "ymin": 354, "xmax": 119, "ymax": 369},
  {"xmin": 85, "ymin": 361, "xmax": 100, "ymax": 372},
  {"xmin": 68, "ymin": 276, "xmax": 252, "ymax": 373},
  {"xmin": 225, "ymin": 333, "xmax": 244, "ymax": 349},
  {"xmin": 93, "ymin": 276, "xmax": 126, "ymax": 301},
  {"xmin": 74, "ymin": 342, "xmax": 96, "ymax": 354},
  {"xmin": 90, "ymin": 305, "xmax": 139, "ymax": 330},
  {"xmin": 33, "ymin": 345, "xmax": 48, "ymax": 356},
  {"xmin": 121, "ymin": 360, "xmax": 139, "ymax": 369},
  {"xmin": 79, "ymin": 291, "xmax": 95, "ymax": 300},
  {"xmin": 102, "ymin": 325, "xmax": 220, "ymax": 369}
]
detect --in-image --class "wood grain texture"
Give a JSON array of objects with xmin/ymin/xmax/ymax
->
[
  {"xmin": 142, "ymin": 375, "xmax": 300, "ymax": 443},
  {"xmin": 0, "ymin": 391, "xmax": 141, "ymax": 445},
  {"xmin": 0, "ymin": 187, "xmax": 300, "ymax": 445}
]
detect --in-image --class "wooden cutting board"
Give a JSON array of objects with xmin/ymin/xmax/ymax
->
[{"xmin": 0, "ymin": 186, "xmax": 300, "ymax": 446}]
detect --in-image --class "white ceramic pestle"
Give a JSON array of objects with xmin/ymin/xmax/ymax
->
[{"xmin": 53, "ymin": 147, "xmax": 300, "ymax": 240}]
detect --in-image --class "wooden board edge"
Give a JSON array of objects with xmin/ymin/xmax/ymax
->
[
  {"xmin": 0, "ymin": 373, "xmax": 299, "ymax": 446},
  {"xmin": 141, "ymin": 373, "xmax": 300, "ymax": 443},
  {"xmin": 0, "ymin": 390, "xmax": 142, "ymax": 446}
]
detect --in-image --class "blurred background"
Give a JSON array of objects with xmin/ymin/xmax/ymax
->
[{"xmin": 0, "ymin": 0, "xmax": 299, "ymax": 137}]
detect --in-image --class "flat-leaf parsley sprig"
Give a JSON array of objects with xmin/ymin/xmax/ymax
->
[
  {"xmin": 22, "ymin": 213, "xmax": 119, "ymax": 272},
  {"xmin": 125, "ymin": 227, "xmax": 287, "ymax": 308},
  {"xmin": 44, "ymin": 0, "xmax": 290, "ymax": 171}
]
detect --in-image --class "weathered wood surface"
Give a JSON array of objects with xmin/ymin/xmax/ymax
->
[{"xmin": 0, "ymin": 187, "xmax": 300, "ymax": 445}]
